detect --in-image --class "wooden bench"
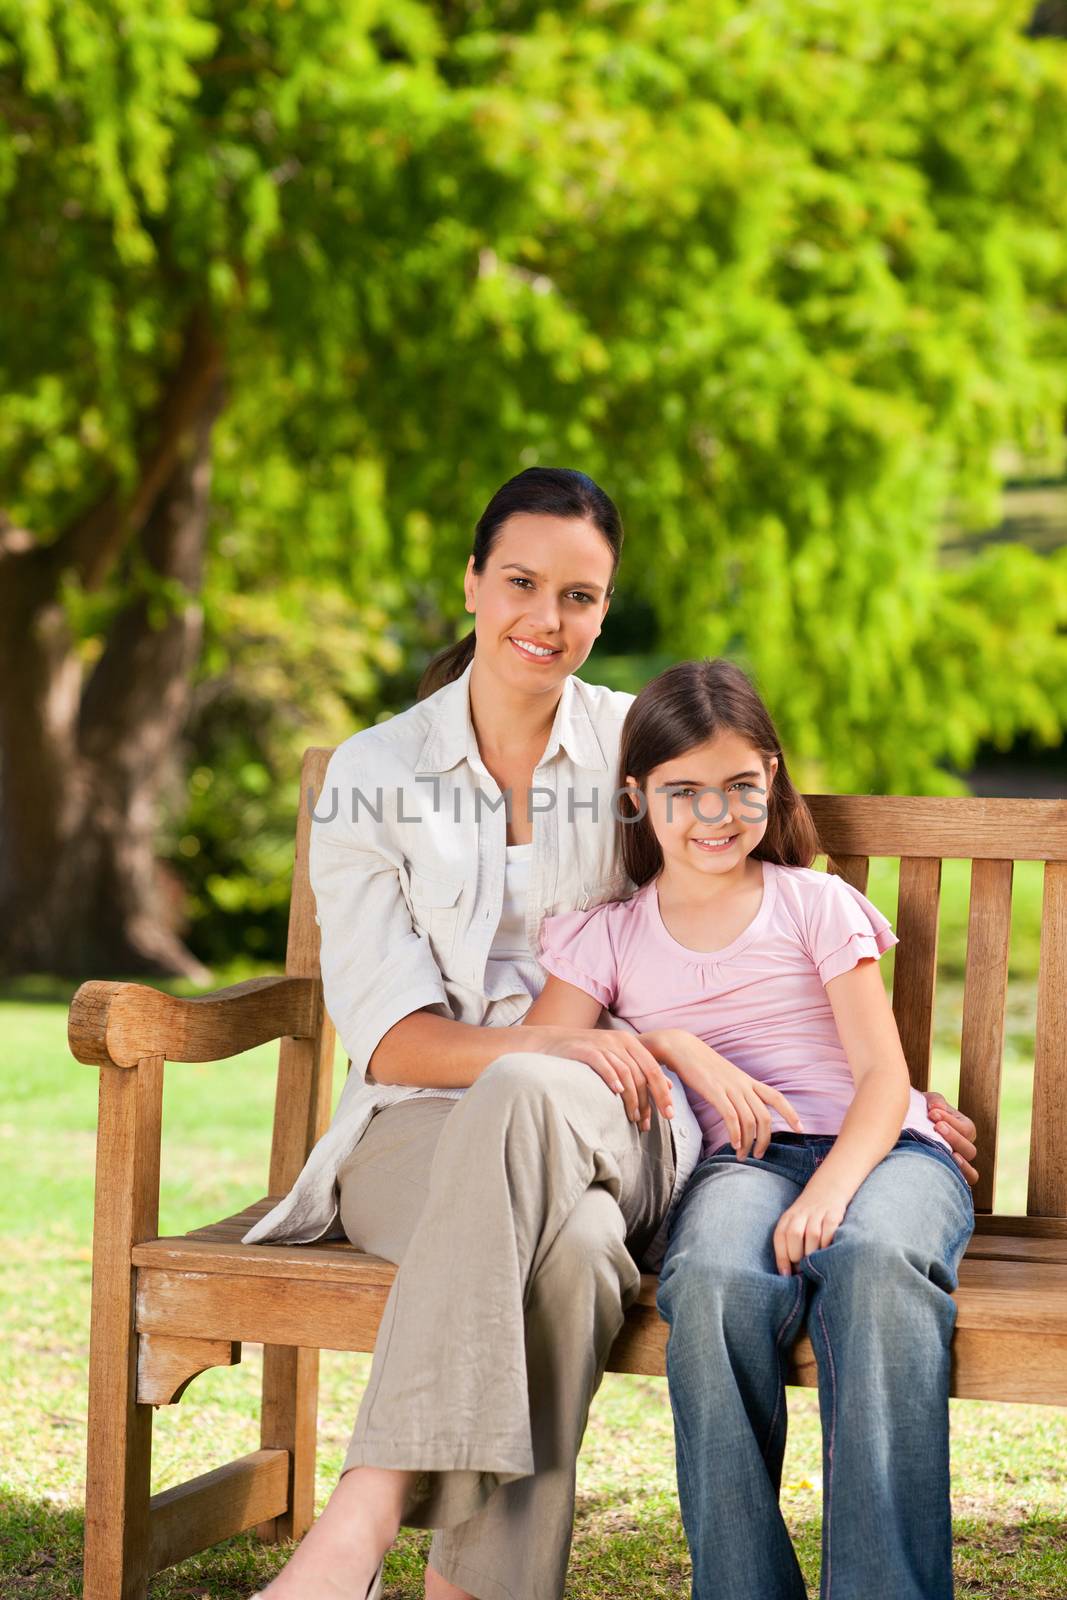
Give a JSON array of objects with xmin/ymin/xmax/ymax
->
[{"xmin": 69, "ymin": 749, "xmax": 1067, "ymax": 1600}]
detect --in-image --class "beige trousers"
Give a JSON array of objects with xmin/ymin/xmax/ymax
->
[{"xmin": 336, "ymin": 1050, "xmax": 677, "ymax": 1600}]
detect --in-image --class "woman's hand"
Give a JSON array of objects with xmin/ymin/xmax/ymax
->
[
  {"xmin": 923, "ymin": 1092, "xmax": 979, "ymax": 1187},
  {"xmin": 519, "ymin": 1025, "xmax": 675, "ymax": 1132},
  {"xmin": 773, "ymin": 1174, "xmax": 850, "ymax": 1275},
  {"xmin": 642, "ymin": 1030, "xmax": 803, "ymax": 1159}
]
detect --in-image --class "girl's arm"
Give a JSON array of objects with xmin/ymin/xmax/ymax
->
[
  {"xmin": 772, "ymin": 956, "xmax": 911, "ymax": 1275},
  {"xmin": 640, "ymin": 1029, "xmax": 803, "ymax": 1159},
  {"xmin": 523, "ymin": 973, "xmax": 605, "ymax": 1031},
  {"xmin": 519, "ymin": 975, "xmax": 676, "ymax": 1131}
]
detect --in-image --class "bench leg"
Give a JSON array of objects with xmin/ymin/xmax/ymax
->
[
  {"xmin": 84, "ymin": 1060, "xmax": 163, "ymax": 1600},
  {"xmin": 256, "ymin": 1344, "xmax": 319, "ymax": 1543}
]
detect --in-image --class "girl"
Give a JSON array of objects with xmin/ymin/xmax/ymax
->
[{"xmin": 527, "ymin": 657, "xmax": 975, "ymax": 1600}]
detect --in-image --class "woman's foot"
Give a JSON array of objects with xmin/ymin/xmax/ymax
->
[
  {"xmin": 257, "ymin": 1466, "xmax": 415, "ymax": 1600},
  {"xmin": 425, "ymin": 1565, "xmax": 477, "ymax": 1600}
]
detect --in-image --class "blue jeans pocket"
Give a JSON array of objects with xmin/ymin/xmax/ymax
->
[{"xmin": 897, "ymin": 1130, "xmax": 975, "ymax": 1211}]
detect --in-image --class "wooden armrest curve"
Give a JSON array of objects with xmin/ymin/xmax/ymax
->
[{"xmin": 68, "ymin": 975, "xmax": 321, "ymax": 1068}]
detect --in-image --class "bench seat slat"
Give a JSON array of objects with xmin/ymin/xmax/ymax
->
[
  {"xmin": 134, "ymin": 1259, "xmax": 1067, "ymax": 1346},
  {"xmin": 132, "ymin": 1225, "xmax": 1067, "ymax": 1278},
  {"xmin": 133, "ymin": 1257, "xmax": 1067, "ymax": 1408}
]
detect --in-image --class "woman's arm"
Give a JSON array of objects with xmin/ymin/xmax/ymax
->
[
  {"xmin": 771, "ymin": 956, "xmax": 911, "ymax": 1274},
  {"xmin": 374, "ymin": 977, "xmax": 678, "ymax": 1131},
  {"xmin": 370, "ymin": 977, "xmax": 605, "ymax": 1085},
  {"xmin": 369, "ymin": 1009, "xmax": 567, "ymax": 1086},
  {"xmin": 524, "ymin": 974, "xmax": 676, "ymax": 1129},
  {"xmin": 522, "ymin": 973, "xmax": 605, "ymax": 1030}
]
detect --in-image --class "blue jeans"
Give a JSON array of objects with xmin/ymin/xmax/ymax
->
[{"xmin": 656, "ymin": 1132, "xmax": 975, "ymax": 1600}]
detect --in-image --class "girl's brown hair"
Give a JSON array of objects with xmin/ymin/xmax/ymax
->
[
  {"xmin": 616, "ymin": 658, "xmax": 821, "ymax": 887},
  {"xmin": 416, "ymin": 467, "xmax": 624, "ymax": 701}
]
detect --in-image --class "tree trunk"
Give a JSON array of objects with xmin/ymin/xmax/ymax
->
[{"xmin": 0, "ymin": 319, "xmax": 222, "ymax": 981}]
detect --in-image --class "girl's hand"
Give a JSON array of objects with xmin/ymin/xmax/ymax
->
[
  {"xmin": 523, "ymin": 1027, "xmax": 675, "ymax": 1132},
  {"xmin": 773, "ymin": 1179, "xmax": 850, "ymax": 1275},
  {"xmin": 643, "ymin": 1030, "xmax": 802, "ymax": 1158}
]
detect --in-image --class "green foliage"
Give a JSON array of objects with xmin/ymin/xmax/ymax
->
[
  {"xmin": 157, "ymin": 581, "xmax": 408, "ymax": 961},
  {"xmin": 1, "ymin": 1, "xmax": 1066, "ymax": 953}
]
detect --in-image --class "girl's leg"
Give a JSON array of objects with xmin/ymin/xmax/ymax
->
[
  {"xmin": 655, "ymin": 1149, "xmax": 810, "ymax": 1600},
  {"xmin": 801, "ymin": 1140, "xmax": 974, "ymax": 1600},
  {"xmin": 341, "ymin": 1053, "xmax": 674, "ymax": 1600}
]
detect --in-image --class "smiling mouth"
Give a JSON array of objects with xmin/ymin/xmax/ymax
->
[
  {"xmin": 691, "ymin": 835, "xmax": 738, "ymax": 851},
  {"xmin": 508, "ymin": 636, "xmax": 563, "ymax": 660}
]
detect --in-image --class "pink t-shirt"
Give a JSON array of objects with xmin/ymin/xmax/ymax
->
[{"xmin": 538, "ymin": 859, "xmax": 950, "ymax": 1159}]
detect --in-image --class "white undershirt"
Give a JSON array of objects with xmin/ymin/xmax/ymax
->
[{"xmin": 488, "ymin": 842, "xmax": 535, "ymax": 961}]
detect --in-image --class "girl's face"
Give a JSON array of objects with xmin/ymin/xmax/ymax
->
[
  {"xmin": 463, "ymin": 513, "xmax": 613, "ymax": 693},
  {"xmin": 626, "ymin": 730, "xmax": 779, "ymax": 883}
]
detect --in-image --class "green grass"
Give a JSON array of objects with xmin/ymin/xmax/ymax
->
[{"xmin": 1, "ymin": 860, "xmax": 1064, "ymax": 1597}]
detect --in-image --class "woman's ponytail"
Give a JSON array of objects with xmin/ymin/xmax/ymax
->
[{"xmin": 416, "ymin": 631, "xmax": 477, "ymax": 702}]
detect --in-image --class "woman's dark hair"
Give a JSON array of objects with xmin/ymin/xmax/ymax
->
[
  {"xmin": 616, "ymin": 658, "xmax": 821, "ymax": 885},
  {"xmin": 416, "ymin": 467, "xmax": 624, "ymax": 701}
]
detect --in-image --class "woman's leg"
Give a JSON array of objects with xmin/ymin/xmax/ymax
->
[
  {"xmin": 655, "ymin": 1148, "xmax": 810, "ymax": 1600},
  {"xmin": 301, "ymin": 1053, "xmax": 673, "ymax": 1600},
  {"xmin": 343, "ymin": 1054, "xmax": 671, "ymax": 1501},
  {"xmin": 260, "ymin": 1098, "xmax": 455, "ymax": 1600},
  {"xmin": 426, "ymin": 1184, "xmax": 644, "ymax": 1600},
  {"xmin": 800, "ymin": 1139, "xmax": 974, "ymax": 1600}
]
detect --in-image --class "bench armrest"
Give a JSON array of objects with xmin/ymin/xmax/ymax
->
[{"xmin": 68, "ymin": 976, "xmax": 321, "ymax": 1069}]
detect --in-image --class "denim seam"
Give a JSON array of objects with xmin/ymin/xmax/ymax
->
[
  {"xmin": 669, "ymin": 1366, "xmax": 697, "ymax": 1537},
  {"xmin": 764, "ymin": 1274, "xmax": 805, "ymax": 1463},
  {"xmin": 806, "ymin": 1260, "xmax": 838, "ymax": 1600}
]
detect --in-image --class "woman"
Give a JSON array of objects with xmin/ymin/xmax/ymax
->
[{"xmin": 247, "ymin": 467, "xmax": 978, "ymax": 1600}]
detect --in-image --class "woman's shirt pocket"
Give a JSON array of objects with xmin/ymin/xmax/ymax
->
[{"xmin": 406, "ymin": 866, "xmax": 464, "ymax": 962}]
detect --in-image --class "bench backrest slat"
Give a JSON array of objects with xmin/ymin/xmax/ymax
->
[
  {"xmin": 826, "ymin": 853, "xmax": 869, "ymax": 893},
  {"xmin": 891, "ymin": 856, "xmax": 942, "ymax": 1093},
  {"xmin": 271, "ymin": 747, "xmax": 335, "ymax": 1195},
  {"xmin": 959, "ymin": 859, "xmax": 1014, "ymax": 1214},
  {"xmin": 1029, "ymin": 860, "xmax": 1067, "ymax": 1218},
  {"xmin": 806, "ymin": 795, "xmax": 1065, "ymax": 861}
]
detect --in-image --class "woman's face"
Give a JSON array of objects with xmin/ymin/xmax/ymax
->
[
  {"xmin": 464, "ymin": 513, "xmax": 614, "ymax": 691},
  {"xmin": 626, "ymin": 730, "xmax": 778, "ymax": 882}
]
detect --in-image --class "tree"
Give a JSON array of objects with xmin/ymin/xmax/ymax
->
[{"xmin": 1, "ymin": 0, "xmax": 1065, "ymax": 976}]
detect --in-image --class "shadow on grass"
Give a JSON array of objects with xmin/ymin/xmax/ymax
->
[
  {"xmin": 0, "ymin": 1489, "xmax": 84, "ymax": 1599},
  {"xmin": 0, "ymin": 1488, "xmax": 691, "ymax": 1598},
  {"xmin": 3, "ymin": 1489, "xmax": 1063, "ymax": 1598},
  {"xmin": 953, "ymin": 1513, "xmax": 1067, "ymax": 1597}
]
